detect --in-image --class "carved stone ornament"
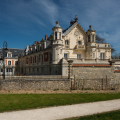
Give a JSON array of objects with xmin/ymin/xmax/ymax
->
[{"xmin": 74, "ymin": 31, "xmax": 79, "ymax": 36}]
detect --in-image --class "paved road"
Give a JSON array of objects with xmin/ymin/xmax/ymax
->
[{"xmin": 0, "ymin": 99, "xmax": 120, "ymax": 120}]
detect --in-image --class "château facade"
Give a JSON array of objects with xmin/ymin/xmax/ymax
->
[{"xmin": 19, "ymin": 16, "xmax": 112, "ymax": 76}]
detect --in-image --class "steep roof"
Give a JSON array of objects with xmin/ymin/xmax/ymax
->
[
  {"xmin": 62, "ymin": 21, "xmax": 87, "ymax": 36},
  {"xmin": 0, "ymin": 48, "xmax": 24, "ymax": 58}
]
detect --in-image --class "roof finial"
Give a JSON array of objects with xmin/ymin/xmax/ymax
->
[
  {"xmin": 56, "ymin": 21, "xmax": 59, "ymax": 24},
  {"xmin": 74, "ymin": 15, "xmax": 78, "ymax": 22}
]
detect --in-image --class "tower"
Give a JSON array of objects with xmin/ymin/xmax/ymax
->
[
  {"xmin": 51, "ymin": 21, "xmax": 63, "ymax": 64},
  {"xmin": 86, "ymin": 25, "xmax": 96, "ymax": 59}
]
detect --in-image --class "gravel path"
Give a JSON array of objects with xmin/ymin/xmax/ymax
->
[{"xmin": 0, "ymin": 99, "xmax": 120, "ymax": 120}]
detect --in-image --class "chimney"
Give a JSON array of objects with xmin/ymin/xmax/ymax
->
[
  {"xmin": 35, "ymin": 41, "xmax": 38, "ymax": 44},
  {"xmin": 70, "ymin": 20, "xmax": 73, "ymax": 26},
  {"xmin": 45, "ymin": 34, "xmax": 48, "ymax": 40}
]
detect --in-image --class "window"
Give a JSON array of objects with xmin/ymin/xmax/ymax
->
[
  {"xmin": 33, "ymin": 68, "xmax": 34, "ymax": 72},
  {"xmin": 60, "ymin": 49, "xmax": 62, "ymax": 54},
  {"xmin": 15, "ymin": 61, "xmax": 18, "ymax": 65},
  {"xmin": 59, "ymin": 32, "xmax": 61, "ymax": 39},
  {"xmin": 55, "ymin": 32, "xmax": 57, "ymax": 40},
  {"xmin": 100, "ymin": 53, "xmax": 105, "ymax": 59},
  {"xmin": 93, "ymin": 53, "xmax": 95, "ymax": 58},
  {"xmin": 65, "ymin": 40, "xmax": 68, "ymax": 45},
  {"xmin": 64, "ymin": 53, "xmax": 67, "ymax": 58},
  {"xmin": 115, "ymin": 67, "xmax": 119, "ymax": 70},
  {"xmin": 8, "ymin": 61, "xmax": 11, "ymax": 65},
  {"xmin": 8, "ymin": 54, "xmax": 11, "ymax": 58},
  {"xmin": 29, "ymin": 68, "xmax": 30, "ymax": 73},
  {"xmin": 37, "ymin": 56, "xmax": 39, "ymax": 63},
  {"xmin": 50, "ymin": 53, "xmax": 52, "ymax": 61},
  {"xmin": 42, "ymin": 55, "xmax": 44, "ymax": 62},
  {"xmin": 77, "ymin": 54, "xmax": 81, "ymax": 59},
  {"xmin": 37, "ymin": 67, "xmax": 39, "ymax": 72},
  {"xmin": 33, "ymin": 57, "xmax": 34, "ymax": 63},
  {"xmin": 92, "ymin": 35, "xmax": 94, "ymax": 42},
  {"xmin": 16, "ymin": 68, "xmax": 18, "ymax": 72},
  {"xmin": 42, "ymin": 44, "xmax": 44, "ymax": 49},
  {"xmin": 7, "ymin": 68, "xmax": 12, "ymax": 72},
  {"xmin": 88, "ymin": 35, "xmax": 90, "ymax": 42},
  {"xmin": 1, "ymin": 69, "xmax": 3, "ymax": 72},
  {"xmin": 78, "ymin": 41, "xmax": 81, "ymax": 45}
]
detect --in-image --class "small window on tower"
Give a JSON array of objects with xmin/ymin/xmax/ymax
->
[
  {"xmin": 59, "ymin": 32, "xmax": 61, "ymax": 39},
  {"xmin": 88, "ymin": 35, "xmax": 90, "ymax": 42},
  {"xmin": 55, "ymin": 32, "xmax": 57, "ymax": 40},
  {"xmin": 92, "ymin": 35, "xmax": 94, "ymax": 42}
]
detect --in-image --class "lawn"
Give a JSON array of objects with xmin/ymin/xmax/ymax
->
[
  {"xmin": 64, "ymin": 110, "xmax": 120, "ymax": 120},
  {"xmin": 0, "ymin": 93, "xmax": 120, "ymax": 112}
]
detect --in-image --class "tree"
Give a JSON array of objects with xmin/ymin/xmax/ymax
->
[{"xmin": 95, "ymin": 34, "xmax": 116, "ymax": 54}]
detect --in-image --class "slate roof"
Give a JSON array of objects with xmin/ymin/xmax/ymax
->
[
  {"xmin": 62, "ymin": 22, "xmax": 78, "ymax": 36},
  {"xmin": 0, "ymin": 48, "xmax": 24, "ymax": 58}
]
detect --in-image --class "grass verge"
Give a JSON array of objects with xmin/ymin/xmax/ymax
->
[
  {"xmin": 64, "ymin": 110, "xmax": 120, "ymax": 120},
  {"xmin": 0, "ymin": 93, "xmax": 120, "ymax": 112}
]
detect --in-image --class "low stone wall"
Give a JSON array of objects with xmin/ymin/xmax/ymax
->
[
  {"xmin": 0, "ymin": 79, "xmax": 70, "ymax": 90},
  {"xmin": 72, "ymin": 66, "xmax": 113, "ymax": 79}
]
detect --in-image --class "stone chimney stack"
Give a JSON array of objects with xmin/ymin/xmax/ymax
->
[{"xmin": 45, "ymin": 34, "xmax": 48, "ymax": 40}]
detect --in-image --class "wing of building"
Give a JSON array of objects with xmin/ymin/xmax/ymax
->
[
  {"xmin": 0, "ymin": 48, "xmax": 24, "ymax": 76},
  {"xmin": 19, "ymin": 16, "xmax": 112, "ymax": 76}
]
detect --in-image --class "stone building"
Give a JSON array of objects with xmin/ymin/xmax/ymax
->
[
  {"xmin": 0, "ymin": 48, "xmax": 24, "ymax": 76},
  {"xmin": 19, "ymin": 16, "xmax": 113, "ymax": 77}
]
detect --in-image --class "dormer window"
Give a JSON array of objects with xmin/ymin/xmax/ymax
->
[
  {"xmin": 88, "ymin": 35, "xmax": 90, "ymax": 42},
  {"xmin": 78, "ymin": 41, "xmax": 81, "ymax": 45},
  {"xmin": 8, "ymin": 54, "xmax": 11, "ymax": 58},
  {"xmin": 55, "ymin": 32, "xmax": 57, "ymax": 40},
  {"xmin": 65, "ymin": 40, "xmax": 69, "ymax": 45}
]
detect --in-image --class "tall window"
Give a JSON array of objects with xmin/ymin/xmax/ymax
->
[
  {"xmin": 64, "ymin": 53, "xmax": 67, "ymax": 58},
  {"xmin": 92, "ymin": 35, "xmax": 94, "ymax": 42},
  {"xmin": 88, "ymin": 35, "xmax": 90, "ymax": 42},
  {"xmin": 59, "ymin": 32, "xmax": 61, "ymax": 39},
  {"xmin": 55, "ymin": 32, "xmax": 57, "ymax": 40},
  {"xmin": 93, "ymin": 53, "xmax": 95, "ymax": 58},
  {"xmin": 7, "ymin": 68, "xmax": 12, "ymax": 72},
  {"xmin": 33, "ymin": 57, "xmax": 34, "ymax": 63},
  {"xmin": 42, "ymin": 55, "xmax": 44, "ymax": 62},
  {"xmin": 65, "ymin": 40, "xmax": 68, "ymax": 45},
  {"xmin": 37, "ymin": 56, "xmax": 39, "ymax": 63},
  {"xmin": 77, "ymin": 54, "xmax": 81, "ymax": 59},
  {"xmin": 8, "ymin": 61, "xmax": 11, "ymax": 65},
  {"xmin": 100, "ymin": 53, "xmax": 105, "ymax": 59}
]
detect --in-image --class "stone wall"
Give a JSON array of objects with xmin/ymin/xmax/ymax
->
[
  {"xmin": 114, "ymin": 73, "xmax": 120, "ymax": 84},
  {"xmin": 72, "ymin": 66, "xmax": 113, "ymax": 79},
  {"xmin": 0, "ymin": 79, "xmax": 70, "ymax": 90}
]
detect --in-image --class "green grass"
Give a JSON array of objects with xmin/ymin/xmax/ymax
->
[
  {"xmin": 64, "ymin": 110, "xmax": 120, "ymax": 120},
  {"xmin": 0, "ymin": 93, "xmax": 120, "ymax": 112}
]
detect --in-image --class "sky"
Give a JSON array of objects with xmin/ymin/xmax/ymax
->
[{"xmin": 0, "ymin": 0, "xmax": 120, "ymax": 54}]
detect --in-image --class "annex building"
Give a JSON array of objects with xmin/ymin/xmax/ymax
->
[{"xmin": 19, "ymin": 16, "xmax": 112, "ymax": 77}]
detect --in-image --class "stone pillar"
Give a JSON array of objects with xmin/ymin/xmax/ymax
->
[
  {"xmin": 109, "ymin": 60, "xmax": 115, "ymax": 80},
  {"xmin": 67, "ymin": 60, "xmax": 73, "ymax": 79}
]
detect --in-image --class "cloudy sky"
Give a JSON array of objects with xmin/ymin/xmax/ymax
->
[{"xmin": 0, "ymin": 0, "xmax": 120, "ymax": 54}]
